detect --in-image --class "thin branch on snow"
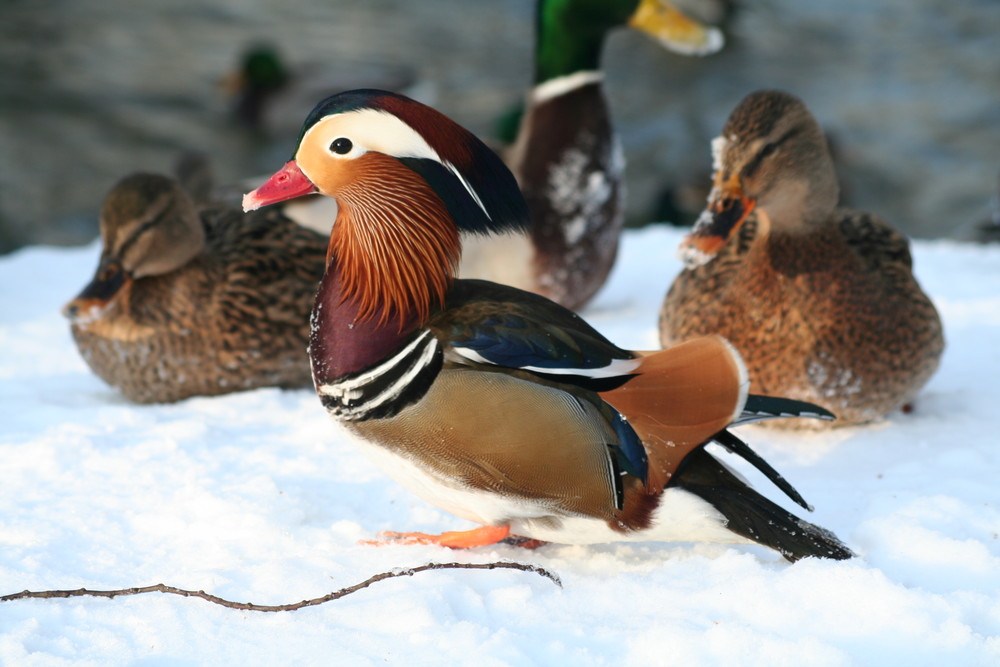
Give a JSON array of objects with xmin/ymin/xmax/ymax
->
[{"xmin": 0, "ymin": 561, "xmax": 562, "ymax": 612}]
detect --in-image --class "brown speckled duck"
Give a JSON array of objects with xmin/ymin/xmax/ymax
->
[
  {"xmin": 63, "ymin": 168, "xmax": 327, "ymax": 403},
  {"xmin": 660, "ymin": 90, "xmax": 944, "ymax": 427}
]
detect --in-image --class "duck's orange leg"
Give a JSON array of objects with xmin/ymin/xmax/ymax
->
[{"xmin": 365, "ymin": 525, "xmax": 515, "ymax": 549}]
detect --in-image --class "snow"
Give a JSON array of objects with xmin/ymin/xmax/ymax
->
[
  {"xmin": 2, "ymin": 226, "xmax": 999, "ymax": 665},
  {"xmin": 547, "ymin": 145, "xmax": 617, "ymax": 246}
]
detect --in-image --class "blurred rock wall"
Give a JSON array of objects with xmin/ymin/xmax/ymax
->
[{"xmin": 1, "ymin": 0, "xmax": 997, "ymax": 253}]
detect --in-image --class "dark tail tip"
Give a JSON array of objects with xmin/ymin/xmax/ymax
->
[
  {"xmin": 738, "ymin": 394, "xmax": 836, "ymax": 426},
  {"xmin": 712, "ymin": 429, "xmax": 812, "ymax": 511},
  {"xmin": 676, "ymin": 449, "xmax": 853, "ymax": 562}
]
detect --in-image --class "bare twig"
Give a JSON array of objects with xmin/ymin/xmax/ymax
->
[{"xmin": 0, "ymin": 561, "xmax": 561, "ymax": 612}]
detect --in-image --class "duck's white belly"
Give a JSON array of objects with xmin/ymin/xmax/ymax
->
[
  {"xmin": 343, "ymin": 424, "xmax": 558, "ymax": 526},
  {"xmin": 341, "ymin": 424, "xmax": 745, "ymax": 547},
  {"xmin": 510, "ymin": 488, "xmax": 747, "ymax": 545}
]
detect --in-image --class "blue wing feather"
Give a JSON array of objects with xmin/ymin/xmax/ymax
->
[
  {"xmin": 438, "ymin": 280, "xmax": 634, "ymax": 373},
  {"xmin": 610, "ymin": 411, "xmax": 647, "ymax": 480}
]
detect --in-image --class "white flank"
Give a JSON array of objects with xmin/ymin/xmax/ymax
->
[{"xmin": 510, "ymin": 487, "xmax": 743, "ymax": 546}]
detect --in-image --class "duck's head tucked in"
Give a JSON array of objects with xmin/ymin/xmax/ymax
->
[
  {"xmin": 63, "ymin": 174, "xmax": 206, "ymax": 327},
  {"xmin": 245, "ymin": 89, "xmax": 529, "ymax": 325},
  {"xmin": 680, "ymin": 90, "xmax": 840, "ymax": 267}
]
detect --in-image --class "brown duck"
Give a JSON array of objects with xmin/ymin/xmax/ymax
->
[
  {"xmin": 660, "ymin": 90, "xmax": 944, "ymax": 427},
  {"xmin": 63, "ymin": 168, "xmax": 327, "ymax": 403}
]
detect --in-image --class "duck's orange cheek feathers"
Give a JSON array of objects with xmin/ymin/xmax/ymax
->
[{"xmin": 243, "ymin": 160, "xmax": 318, "ymax": 212}]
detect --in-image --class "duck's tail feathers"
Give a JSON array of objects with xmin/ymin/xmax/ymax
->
[
  {"xmin": 736, "ymin": 394, "xmax": 836, "ymax": 426},
  {"xmin": 601, "ymin": 336, "xmax": 748, "ymax": 493},
  {"xmin": 712, "ymin": 429, "xmax": 811, "ymax": 511},
  {"xmin": 676, "ymin": 449, "xmax": 853, "ymax": 562}
]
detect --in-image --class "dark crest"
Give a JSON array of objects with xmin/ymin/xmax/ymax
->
[{"xmin": 297, "ymin": 89, "xmax": 531, "ymax": 237}]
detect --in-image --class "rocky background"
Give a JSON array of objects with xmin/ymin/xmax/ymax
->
[{"xmin": 1, "ymin": 0, "xmax": 997, "ymax": 253}]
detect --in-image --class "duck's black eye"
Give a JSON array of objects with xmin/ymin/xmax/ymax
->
[{"xmin": 330, "ymin": 137, "xmax": 353, "ymax": 155}]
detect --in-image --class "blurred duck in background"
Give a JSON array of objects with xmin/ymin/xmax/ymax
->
[{"xmin": 460, "ymin": 0, "xmax": 724, "ymax": 310}]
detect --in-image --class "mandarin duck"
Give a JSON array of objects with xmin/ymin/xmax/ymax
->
[
  {"xmin": 460, "ymin": 0, "xmax": 723, "ymax": 311},
  {"xmin": 63, "ymin": 163, "xmax": 327, "ymax": 404},
  {"xmin": 243, "ymin": 89, "xmax": 851, "ymax": 561},
  {"xmin": 660, "ymin": 90, "xmax": 945, "ymax": 427}
]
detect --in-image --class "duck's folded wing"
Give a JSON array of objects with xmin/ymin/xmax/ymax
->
[
  {"xmin": 430, "ymin": 279, "xmax": 647, "ymax": 481},
  {"xmin": 430, "ymin": 280, "xmax": 746, "ymax": 493},
  {"xmin": 433, "ymin": 279, "xmax": 639, "ymax": 391}
]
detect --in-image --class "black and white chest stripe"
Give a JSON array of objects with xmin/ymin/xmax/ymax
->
[{"xmin": 317, "ymin": 330, "xmax": 442, "ymax": 421}]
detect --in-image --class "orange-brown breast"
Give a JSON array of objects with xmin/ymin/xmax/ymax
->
[{"xmin": 316, "ymin": 152, "xmax": 462, "ymax": 327}]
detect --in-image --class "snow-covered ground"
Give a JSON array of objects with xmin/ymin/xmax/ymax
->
[{"xmin": 1, "ymin": 226, "xmax": 998, "ymax": 665}]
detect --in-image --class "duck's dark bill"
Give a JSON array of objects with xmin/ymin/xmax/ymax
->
[
  {"xmin": 678, "ymin": 196, "xmax": 756, "ymax": 267},
  {"xmin": 63, "ymin": 256, "xmax": 129, "ymax": 323}
]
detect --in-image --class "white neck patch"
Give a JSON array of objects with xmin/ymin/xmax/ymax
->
[{"xmin": 532, "ymin": 71, "xmax": 603, "ymax": 104}]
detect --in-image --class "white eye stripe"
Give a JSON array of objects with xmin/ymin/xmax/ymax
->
[
  {"xmin": 300, "ymin": 108, "xmax": 492, "ymax": 220},
  {"xmin": 303, "ymin": 109, "xmax": 439, "ymax": 162}
]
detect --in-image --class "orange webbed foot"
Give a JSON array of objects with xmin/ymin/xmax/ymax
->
[{"xmin": 362, "ymin": 525, "xmax": 517, "ymax": 549}]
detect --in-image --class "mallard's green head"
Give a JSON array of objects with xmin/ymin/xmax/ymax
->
[{"xmin": 534, "ymin": 0, "xmax": 723, "ymax": 83}]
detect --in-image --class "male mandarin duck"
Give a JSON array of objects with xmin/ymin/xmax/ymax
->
[
  {"xmin": 63, "ymin": 161, "xmax": 327, "ymax": 404},
  {"xmin": 243, "ymin": 89, "xmax": 851, "ymax": 561},
  {"xmin": 660, "ymin": 90, "xmax": 945, "ymax": 427},
  {"xmin": 459, "ymin": 0, "xmax": 723, "ymax": 311}
]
